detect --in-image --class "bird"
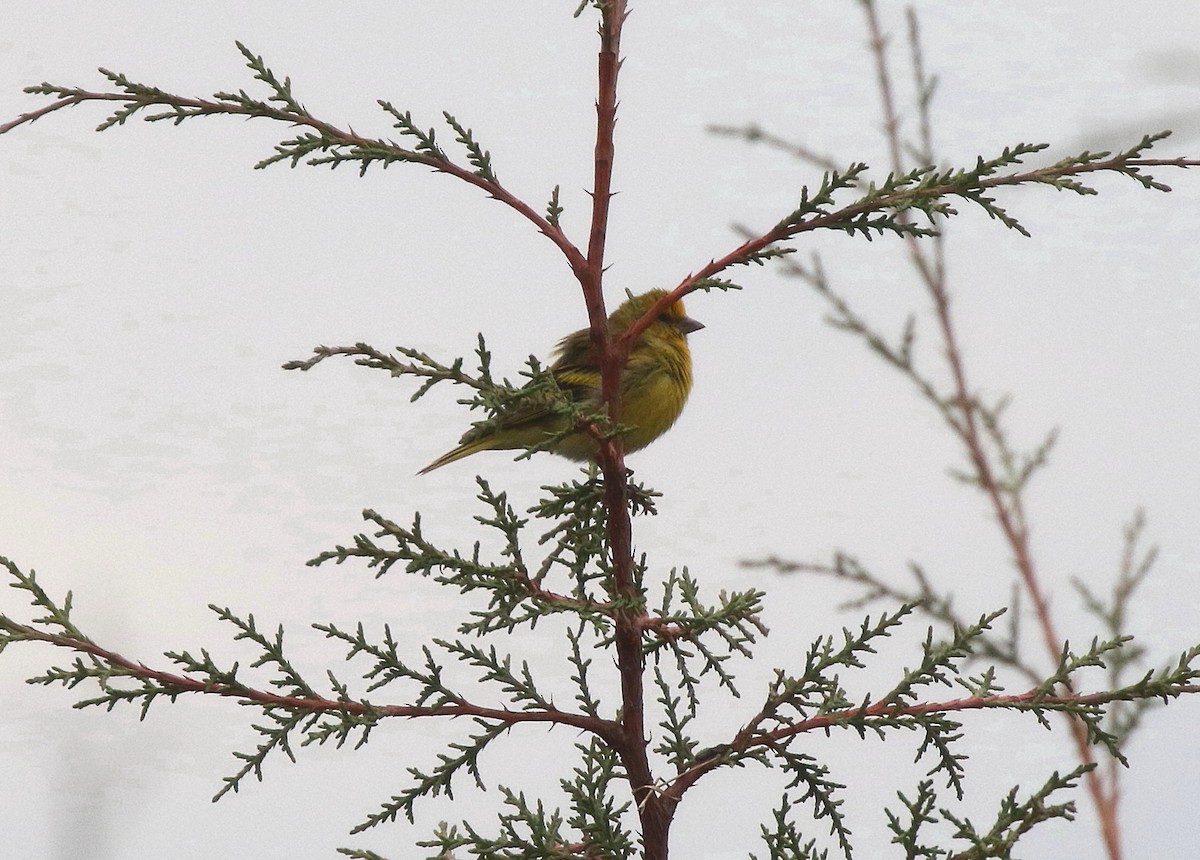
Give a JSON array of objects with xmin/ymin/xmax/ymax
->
[{"xmin": 419, "ymin": 289, "xmax": 703, "ymax": 473}]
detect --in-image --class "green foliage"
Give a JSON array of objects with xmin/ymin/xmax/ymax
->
[
  {"xmin": 767, "ymin": 131, "xmax": 1182, "ymax": 247},
  {"xmin": 9, "ymin": 450, "xmax": 1197, "ymax": 859},
  {"xmin": 885, "ymin": 767, "xmax": 1090, "ymax": 860},
  {"xmin": 545, "ymin": 184, "xmax": 564, "ymax": 226},
  {"xmin": 285, "ymin": 338, "xmax": 621, "ymax": 465}
]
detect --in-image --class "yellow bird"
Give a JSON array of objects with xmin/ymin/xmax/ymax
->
[{"xmin": 419, "ymin": 289, "xmax": 703, "ymax": 474}]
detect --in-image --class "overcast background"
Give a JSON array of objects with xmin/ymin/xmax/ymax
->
[{"xmin": 2, "ymin": 2, "xmax": 1199, "ymax": 858}]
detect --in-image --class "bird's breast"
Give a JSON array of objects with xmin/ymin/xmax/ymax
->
[{"xmin": 618, "ymin": 341, "xmax": 693, "ymax": 451}]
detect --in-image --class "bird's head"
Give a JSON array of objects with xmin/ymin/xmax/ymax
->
[{"xmin": 612, "ymin": 289, "xmax": 704, "ymax": 341}]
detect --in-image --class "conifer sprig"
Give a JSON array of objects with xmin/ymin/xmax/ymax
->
[
  {"xmin": 352, "ymin": 719, "xmax": 506, "ymax": 832},
  {"xmin": 0, "ymin": 42, "xmax": 592, "ymax": 273},
  {"xmin": 672, "ymin": 131, "xmax": 1198, "ymax": 303},
  {"xmin": 5, "ymin": 549, "xmax": 1200, "ymax": 858}
]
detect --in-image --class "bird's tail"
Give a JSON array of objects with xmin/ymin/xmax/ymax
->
[{"xmin": 417, "ymin": 438, "xmax": 494, "ymax": 475}]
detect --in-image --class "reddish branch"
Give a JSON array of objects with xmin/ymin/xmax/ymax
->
[
  {"xmin": 4, "ymin": 619, "xmax": 621, "ymax": 742},
  {"xmin": 928, "ymin": 253, "xmax": 1125, "ymax": 839},
  {"xmin": 667, "ymin": 679, "xmax": 1200, "ymax": 801},
  {"xmin": 857, "ymin": 4, "xmax": 1166, "ymax": 857},
  {"xmin": 15, "ymin": 615, "xmax": 1194, "ymax": 816},
  {"xmin": 617, "ymin": 150, "xmax": 1199, "ymax": 353},
  {"xmin": 577, "ymin": 3, "xmax": 679, "ymax": 858},
  {"xmin": 0, "ymin": 86, "xmax": 591, "ymax": 285}
]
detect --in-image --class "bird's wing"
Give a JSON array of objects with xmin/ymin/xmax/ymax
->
[{"xmin": 457, "ymin": 357, "xmax": 596, "ymax": 446}]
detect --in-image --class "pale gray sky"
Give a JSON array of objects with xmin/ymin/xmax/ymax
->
[{"xmin": 3, "ymin": 2, "xmax": 1199, "ymax": 858}]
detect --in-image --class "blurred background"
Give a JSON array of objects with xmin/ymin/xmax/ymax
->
[{"xmin": 2, "ymin": 2, "xmax": 1198, "ymax": 857}]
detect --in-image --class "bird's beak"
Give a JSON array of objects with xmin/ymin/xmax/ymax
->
[{"xmin": 677, "ymin": 316, "xmax": 704, "ymax": 335}]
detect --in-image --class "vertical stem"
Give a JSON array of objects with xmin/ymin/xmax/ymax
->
[
  {"xmin": 583, "ymin": 2, "xmax": 671, "ymax": 857},
  {"xmin": 931, "ymin": 285, "xmax": 1120, "ymax": 860},
  {"xmin": 860, "ymin": 3, "xmax": 1120, "ymax": 856}
]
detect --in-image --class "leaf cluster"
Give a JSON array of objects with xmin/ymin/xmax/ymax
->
[
  {"xmin": 284, "ymin": 336, "xmax": 623, "ymax": 465},
  {"xmin": 5, "ymin": 494, "xmax": 1200, "ymax": 859}
]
